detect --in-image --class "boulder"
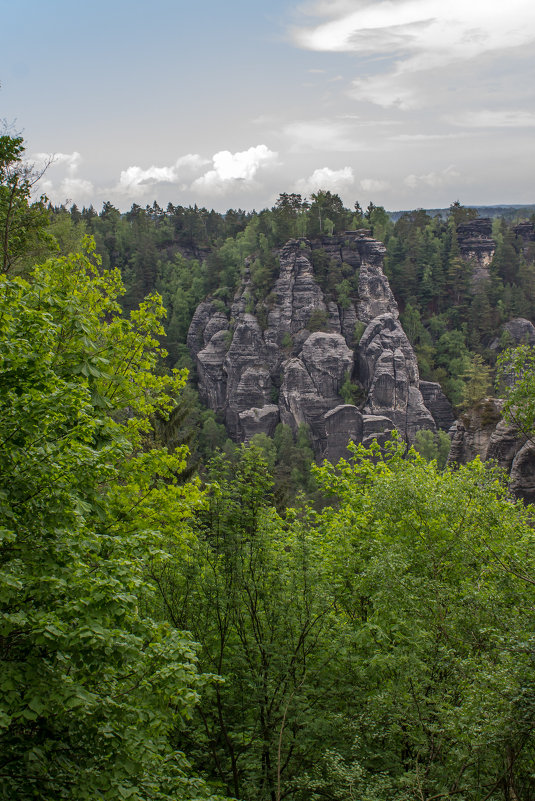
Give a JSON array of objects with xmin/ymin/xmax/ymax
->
[
  {"xmin": 301, "ymin": 332, "xmax": 353, "ymax": 397},
  {"xmin": 196, "ymin": 330, "xmax": 229, "ymax": 411},
  {"xmin": 448, "ymin": 398, "xmax": 504, "ymax": 465},
  {"xmin": 279, "ymin": 358, "xmax": 329, "ymax": 434},
  {"xmin": 239, "ymin": 405, "xmax": 280, "ymax": 442},
  {"xmin": 265, "ymin": 240, "xmax": 327, "ymax": 341},
  {"xmin": 357, "ymin": 252, "xmax": 398, "ymax": 324},
  {"xmin": 187, "ymin": 300, "xmax": 218, "ymax": 355},
  {"xmin": 448, "ymin": 397, "xmax": 535, "ymax": 504},
  {"xmin": 503, "ymin": 317, "xmax": 535, "ymax": 346},
  {"xmin": 323, "ymin": 404, "xmax": 363, "ymax": 463}
]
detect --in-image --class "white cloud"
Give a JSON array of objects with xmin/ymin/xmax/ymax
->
[
  {"xmin": 61, "ymin": 177, "xmax": 94, "ymax": 196},
  {"xmin": 192, "ymin": 145, "xmax": 278, "ymax": 194},
  {"xmin": 360, "ymin": 177, "xmax": 390, "ymax": 192},
  {"xmin": 295, "ymin": 166, "xmax": 354, "ymax": 195},
  {"xmin": 32, "ymin": 151, "xmax": 94, "ymax": 202},
  {"xmin": 33, "ymin": 151, "xmax": 81, "ymax": 174},
  {"xmin": 404, "ymin": 165, "xmax": 461, "ymax": 189},
  {"xmin": 118, "ymin": 154, "xmax": 208, "ymax": 195},
  {"xmin": 290, "ymin": 0, "xmax": 535, "ymax": 108}
]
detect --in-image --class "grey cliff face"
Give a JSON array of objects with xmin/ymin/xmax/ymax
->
[
  {"xmin": 357, "ymin": 314, "xmax": 435, "ymax": 441},
  {"xmin": 188, "ymin": 232, "xmax": 439, "ymax": 462},
  {"xmin": 419, "ymin": 381, "xmax": 455, "ymax": 431},
  {"xmin": 448, "ymin": 398, "xmax": 535, "ymax": 504}
]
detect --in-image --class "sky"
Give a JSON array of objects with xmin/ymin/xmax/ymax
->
[{"xmin": 1, "ymin": 0, "xmax": 534, "ymax": 213}]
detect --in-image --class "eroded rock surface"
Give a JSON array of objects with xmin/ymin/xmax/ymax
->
[
  {"xmin": 457, "ymin": 218, "xmax": 495, "ymax": 284},
  {"xmin": 448, "ymin": 398, "xmax": 535, "ymax": 504},
  {"xmin": 503, "ymin": 317, "xmax": 535, "ymax": 346},
  {"xmin": 358, "ymin": 314, "xmax": 435, "ymax": 440},
  {"xmin": 419, "ymin": 381, "xmax": 455, "ymax": 431},
  {"xmin": 188, "ymin": 232, "xmax": 439, "ymax": 459}
]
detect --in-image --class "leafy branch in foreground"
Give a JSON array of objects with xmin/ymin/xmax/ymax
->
[{"xmin": 0, "ymin": 242, "xmax": 222, "ymax": 801}]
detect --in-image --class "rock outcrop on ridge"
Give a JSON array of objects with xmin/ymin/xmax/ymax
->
[
  {"xmin": 188, "ymin": 231, "xmax": 451, "ymax": 463},
  {"xmin": 456, "ymin": 218, "xmax": 495, "ymax": 285},
  {"xmin": 514, "ymin": 221, "xmax": 535, "ymax": 260}
]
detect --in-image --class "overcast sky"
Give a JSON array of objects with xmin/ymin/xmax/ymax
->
[{"xmin": 2, "ymin": 0, "xmax": 534, "ymax": 212}]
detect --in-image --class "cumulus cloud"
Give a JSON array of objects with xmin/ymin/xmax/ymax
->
[
  {"xmin": 404, "ymin": 165, "xmax": 461, "ymax": 189},
  {"xmin": 32, "ymin": 151, "xmax": 94, "ymax": 202},
  {"xmin": 295, "ymin": 166, "xmax": 354, "ymax": 195},
  {"xmin": 118, "ymin": 154, "xmax": 208, "ymax": 195},
  {"xmin": 192, "ymin": 145, "xmax": 278, "ymax": 194},
  {"xmin": 290, "ymin": 0, "xmax": 535, "ymax": 108}
]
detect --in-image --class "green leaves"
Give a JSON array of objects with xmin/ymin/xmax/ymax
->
[
  {"xmin": 310, "ymin": 440, "xmax": 535, "ymax": 799},
  {"xmin": 0, "ymin": 248, "xmax": 218, "ymax": 800},
  {"xmin": 497, "ymin": 343, "xmax": 535, "ymax": 438}
]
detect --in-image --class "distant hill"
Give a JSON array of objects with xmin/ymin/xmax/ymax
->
[{"xmin": 388, "ymin": 204, "xmax": 535, "ymax": 222}]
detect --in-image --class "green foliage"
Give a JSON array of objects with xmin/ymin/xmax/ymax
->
[
  {"xmin": 0, "ymin": 242, "xmax": 218, "ymax": 800},
  {"xmin": 497, "ymin": 344, "xmax": 535, "ymax": 437},
  {"xmin": 310, "ymin": 439, "xmax": 535, "ymax": 800},
  {"xmin": 448, "ymin": 200, "xmax": 478, "ymax": 226},
  {"xmin": 0, "ymin": 131, "xmax": 53, "ymax": 273},
  {"xmin": 307, "ymin": 307, "xmax": 329, "ymax": 332},
  {"xmin": 281, "ymin": 331, "xmax": 293, "ymax": 350},
  {"xmin": 413, "ymin": 428, "xmax": 451, "ymax": 467},
  {"xmin": 460, "ymin": 352, "xmax": 493, "ymax": 408},
  {"xmin": 147, "ymin": 435, "xmax": 535, "ymax": 801},
  {"xmin": 152, "ymin": 446, "xmax": 337, "ymax": 801},
  {"xmin": 353, "ymin": 320, "xmax": 366, "ymax": 344},
  {"xmin": 340, "ymin": 371, "xmax": 364, "ymax": 406},
  {"xmin": 307, "ymin": 190, "xmax": 350, "ymax": 236},
  {"xmin": 198, "ymin": 411, "xmax": 228, "ymax": 460}
]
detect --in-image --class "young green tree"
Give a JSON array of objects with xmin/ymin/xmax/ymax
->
[
  {"xmin": 460, "ymin": 352, "xmax": 493, "ymax": 408},
  {"xmin": 310, "ymin": 439, "xmax": 535, "ymax": 801},
  {"xmin": 497, "ymin": 344, "xmax": 535, "ymax": 439},
  {"xmin": 0, "ymin": 130, "xmax": 52, "ymax": 273},
  {"xmin": 0, "ymin": 241, "xmax": 219, "ymax": 800},
  {"xmin": 152, "ymin": 446, "xmax": 341, "ymax": 801}
]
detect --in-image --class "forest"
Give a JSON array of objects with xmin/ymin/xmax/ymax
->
[{"xmin": 3, "ymin": 131, "xmax": 535, "ymax": 801}]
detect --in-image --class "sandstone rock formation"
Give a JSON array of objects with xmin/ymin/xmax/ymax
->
[
  {"xmin": 514, "ymin": 221, "xmax": 535, "ymax": 259},
  {"xmin": 456, "ymin": 218, "xmax": 495, "ymax": 285},
  {"xmin": 502, "ymin": 317, "xmax": 535, "ymax": 347},
  {"xmin": 188, "ymin": 231, "xmax": 440, "ymax": 463},
  {"xmin": 448, "ymin": 398, "xmax": 535, "ymax": 504}
]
